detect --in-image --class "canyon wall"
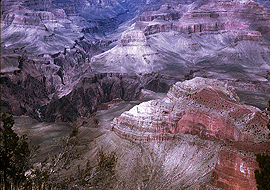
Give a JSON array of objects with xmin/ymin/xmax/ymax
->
[
  {"xmin": 44, "ymin": 72, "xmax": 180, "ymax": 122},
  {"xmin": 111, "ymin": 77, "xmax": 270, "ymax": 189},
  {"xmin": 136, "ymin": 0, "xmax": 270, "ymax": 36}
]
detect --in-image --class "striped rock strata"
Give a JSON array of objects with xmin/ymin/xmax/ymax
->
[
  {"xmin": 111, "ymin": 77, "xmax": 270, "ymax": 190},
  {"xmin": 111, "ymin": 77, "xmax": 269, "ymax": 143}
]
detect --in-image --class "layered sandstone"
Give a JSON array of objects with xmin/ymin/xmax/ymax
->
[
  {"xmin": 111, "ymin": 77, "xmax": 270, "ymax": 189},
  {"xmin": 111, "ymin": 77, "xmax": 269, "ymax": 143},
  {"xmin": 211, "ymin": 148, "xmax": 259, "ymax": 190},
  {"xmin": 136, "ymin": 0, "xmax": 270, "ymax": 37},
  {"xmin": 89, "ymin": 30, "xmax": 189, "ymax": 73}
]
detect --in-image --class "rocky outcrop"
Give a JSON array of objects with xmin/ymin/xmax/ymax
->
[
  {"xmin": 111, "ymin": 77, "xmax": 270, "ymax": 189},
  {"xmin": 90, "ymin": 30, "xmax": 189, "ymax": 74},
  {"xmin": 111, "ymin": 77, "xmax": 270, "ymax": 143},
  {"xmin": 44, "ymin": 72, "xmax": 181, "ymax": 122},
  {"xmin": 211, "ymin": 148, "xmax": 259, "ymax": 190},
  {"xmin": 137, "ymin": 0, "xmax": 270, "ymax": 36}
]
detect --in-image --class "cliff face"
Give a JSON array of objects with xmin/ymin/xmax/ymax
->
[
  {"xmin": 44, "ymin": 72, "xmax": 181, "ymax": 122},
  {"xmin": 211, "ymin": 148, "xmax": 259, "ymax": 190},
  {"xmin": 136, "ymin": 0, "xmax": 270, "ymax": 35},
  {"xmin": 111, "ymin": 77, "xmax": 270, "ymax": 189},
  {"xmin": 111, "ymin": 77, "xmax": 269, "ymax": 143},
  {"xmin": 90, "ymin": 30, "xmax": 188, "ymax": 73}
]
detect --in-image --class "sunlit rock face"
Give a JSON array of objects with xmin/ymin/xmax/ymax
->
[
  {"xmin": 111, "ymin": 77, "xmax": 269, "ymax": 143},
  {"xmin": 90, "ymin": 30, "xmax": 159, "ymax": 73},
  {"xmin": 90, "ymin": 30, "xmax": 188, "ymax": 73},
  {"xmin": 111, "ymin": 77, "xmax": 270, "ymax": 189},
  {"xmin": 211, "ymin": 148, "xmax": 259, "ymax": 190}
]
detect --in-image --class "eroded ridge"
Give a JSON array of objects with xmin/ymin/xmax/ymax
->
[{"xmin": 111, "ymin": 77, "xmax": 269, "ymax": 143}]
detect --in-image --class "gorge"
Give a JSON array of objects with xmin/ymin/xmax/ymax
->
[{"xmin": 1, "ymin": 0, "xmax": 270, "ymax": 189}]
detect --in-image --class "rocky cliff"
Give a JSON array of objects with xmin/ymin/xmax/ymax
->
[
  {"xmin": 2, "ymin": 0, "xmax": 270, "ymax": 122},
  {"xmin": 90, "ymin": 30, "xmax": 189, "ymax": 73},
  {"xmin": 111, "ymin": 77, "xmax": 270, "ymax": 189},
  {"xmin": 111, "ymin": 77, "xmax": 269, "ymax": 143},
  {"xmin": 136, "ymin": 0, "xmax": 270, "ymax": 35},
  {"xmin": 44, "ymin": 72, "xmax": 181, "ymax": 122}
]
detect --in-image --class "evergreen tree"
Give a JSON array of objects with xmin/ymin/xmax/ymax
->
[
  {"xmin": 255, "ymin": 154, "xmax": 270, "ymax": 190},
  {"xmin": 0, "ymin": 112, "xmax": 30, "ymax": 189},
  {"xmin": 254, "ymin": 100, "xmax": 270, "ymax": 190}
]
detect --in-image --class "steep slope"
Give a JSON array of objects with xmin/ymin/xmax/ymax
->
[
  {"xmin": 44, "ymin": 72, "xmax": 181, "ymax": 122},
  {"xmin": 111, "ymin": 77, "xmax": 270, "ymax": 189},
  {"xmin": 90, "ymin": 30, "xmax": 189, "ymax": 73},
  {"xmin": 111, "ymin": 77, "xmax": 270, "ymax": 143}
]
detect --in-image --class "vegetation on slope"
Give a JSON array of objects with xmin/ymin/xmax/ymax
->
[
  {"xmin": 255, "ymin": 100, "xmax": 270, "ymax": 190},
  {"xmin": 0, "ymin": 112, "xmax": 118, "ymax": 189}
]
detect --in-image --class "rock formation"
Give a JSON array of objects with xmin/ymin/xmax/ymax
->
[
  {"xmin": 44, "ymin": 72, "xmax": 181, "ymax": 122},
  {"xmin": 2, "ymin": 0, "xmax": 270, "ymax": 189},
  {"xmin": 111, "ymin": 77, "xmax": 269, "ymax": 143},
  {"xmin": 2, "ymin": 0, "xmax": 270, "ymax": 122},
  {"xmin": 90, "ymin": 30, "xmax": 185, "ymax": 73},
  {"xmin": 136, "ymin": 0, "xmax": 270, "ymax": 35},
  {"xmin": 111, "ymin": 77, "xmax": 270, "ymax": 189}
]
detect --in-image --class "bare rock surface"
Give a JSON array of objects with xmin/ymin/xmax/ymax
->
[
  {"xmin": 136, "ymin": 0, "xmax": 270, "ymax": 35},
  {"xmin": 111, "ymin": 77, "xmax": 270, "ymax": 189},
  {"xmin": 90, "ymin": 29, "xmax": 189, "ymax": 74},
  {"xmin": 44, "ymin": 72, "xmax": 181, "ymax": 122},
  {"xmin": 111, "ymin": 77, "xmax": 270, "ymax": 143},
  {"xmin": 2, "ymin": 0, "xmax": 270, "ymax": 120}
]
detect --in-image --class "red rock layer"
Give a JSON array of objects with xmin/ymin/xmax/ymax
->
[
  {"xmin": 111, "ymin": 78, "xmax": 270, "ymax": 144},
  {"xmin": 211, "ymin": 149, "xmax": 259, "ymax": 190},
  {"xmin": 111, "ymin": 77, "xmax": 270, "ymax": 189}
]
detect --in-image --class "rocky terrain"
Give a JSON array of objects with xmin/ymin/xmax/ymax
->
[
  {"xmin": 111, "ymin": 77, "xmax": 270, "ymax": 143},
  {"xmin": 2, "ymin": 0, "xmax": 270, "ymax": 189},
  {"xmin": 2, "ymin": 0, "xmax": 270, "ymax": 121},
  {"xmin": 44, "ymin": 72, "xmax": 181, "ymax": 122},
  {"xmin": 89, "ymin": 0, "xmax": 270, "ymax": 109},
  {"xmin": 111, "ymin": 77, "xmax": 270, "ymax": 189},
  {"xmin": 0, "ymin": 0, "xmax": 164, "ymax": 120}
]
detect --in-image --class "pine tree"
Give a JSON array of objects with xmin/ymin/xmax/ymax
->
[
  {"xmin": 254, "ymin": 100, "xmax": 270, "ymax": 190},
  {"xmin": 255, "ymin": 154, "xmax": 270, "ymax": 190},
  {"xmin": 0, "ymin": 112, "xmax": 30, "ymax": 190}
]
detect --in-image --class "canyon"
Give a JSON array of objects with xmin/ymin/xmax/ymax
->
[
  {"xmin": 111, "ymin": 77, "xmax": 270, "ymax": 189},
  {"xmin": 2, "ymin": 0, "xmax": 270, "ymax": 189}
]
